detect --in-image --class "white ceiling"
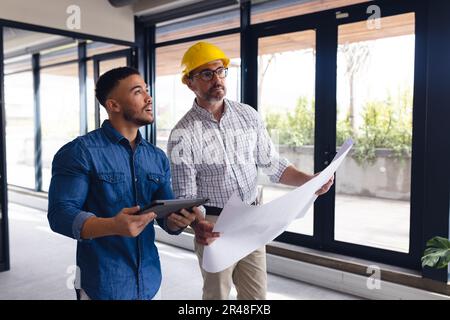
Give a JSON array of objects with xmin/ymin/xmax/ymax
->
[
  {"xmin": 3, "ymin": 0, "xmax": 241, "ymax": 58},
  {"xmin": 3, "ymin": 27, "xmax": 74, "ymax": 58}
]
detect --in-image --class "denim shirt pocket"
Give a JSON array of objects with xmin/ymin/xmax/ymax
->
[
  {"xmin": 144, "ymin": 173, "xmax": 166, "ymax": 200},
  {"xmin": 94, "ymin": 172, "xmax": 126, "ymax": 205}
]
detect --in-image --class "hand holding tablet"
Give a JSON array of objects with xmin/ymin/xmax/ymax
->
[{"xmin": 137, "ymin": 198, "xmax": 209, "ymax": 218}]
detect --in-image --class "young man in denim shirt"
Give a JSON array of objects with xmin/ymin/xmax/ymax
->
[{"xmin": 48, "ymin": 67, "xmax": 200, "ymax": 300}]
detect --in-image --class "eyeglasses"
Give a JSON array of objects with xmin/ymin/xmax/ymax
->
[{"xmin": 190, "ymin": 67, "xmax": 228, "ymax": 81}]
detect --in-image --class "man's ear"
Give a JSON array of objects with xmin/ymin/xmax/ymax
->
[
  {"xmin": 185, "ymin": 77, "xmax": 195, "ymax": 91},
  {"xmin": 105, "ymin": 99, "xmax": 121, "ymax": 113}
]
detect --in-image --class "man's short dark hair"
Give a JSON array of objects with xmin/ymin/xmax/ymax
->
[{"xmin": 95, "ymin": 67, "xmax": 140, "ymax": 107}]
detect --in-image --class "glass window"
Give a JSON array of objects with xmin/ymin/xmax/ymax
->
[
  {"xmin": 156, "ymin": 7, "xmax": 239, "ymax": 43},
  {"xmin": 252, "ymin": 0, "xmax": 372, "ymax": 24},
  {"xmin": 257, "ymin": 30, "xmax": 316, "ymax": 235},
  {"xmin": 40, "ymin": 43, "xmax": 78, "ymax": 67},
  {"xmin": 87, "ymin": 42, "xmax": 129, "ymax": 57},
  {"xmin": 40, "ymin": 63, "xmax": 80, "ymax": 191},
  {"xmin": 155, "ymin": 34, "xmax": 240, "ymax": 152},
  {"xmin": 87, "ymin": 57, "xmax": 128, "ymax": 132},
  {"xmin": 4, "ymin": 72, "xmax": 35, "ymax": 189},
  {"xmin": 334, "ymin": 13, "xmax": 415, "ymax": 252},
  {"xmin": 4, "ymin": 55, "xmax": 31, "ymax": 75},
  {"xmin": 3, "ymin": 26, "xmax": 73, "ymax": 68}
]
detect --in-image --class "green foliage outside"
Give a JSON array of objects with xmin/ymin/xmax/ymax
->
[
  {"xmin": 265, "ymin": 89, "xmax": 413, "ymax": 165},
  {"xmin": 265, "ymin": 97, "xmax": 314, "ymax": 147},
  {"xmin": 421, "ymin": 236, "xmax": 450, "ymax": 269}
]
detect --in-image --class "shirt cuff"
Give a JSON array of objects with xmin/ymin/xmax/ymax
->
[
  {"xmin": 269, "ymin": 157, "xmax": 291, "ymax": 183},
  {"xmin": 197, "ymin": 205, "xmax": 206, "ymax": 218},
  {"xmin": 72, "ymin": 211, "xmax": 96, "ymax": 241}
]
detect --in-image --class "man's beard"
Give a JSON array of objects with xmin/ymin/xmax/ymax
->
[
  {"xmin": 123, "ymin": 108, "xmax": 153, "ymax": 126},
  {"xmin": 204, "ymin": 84, "xmax": 226, "ymax": 103}
]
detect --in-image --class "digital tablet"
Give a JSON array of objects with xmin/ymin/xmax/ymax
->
[{"xmin": 137, "ymin": 198, "xmax": 209, "ymax": 219}]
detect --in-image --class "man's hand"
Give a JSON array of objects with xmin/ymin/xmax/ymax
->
[
  {"xmin": 166, "ymin": 208, "xmax": 197, "ymax": 231},
  {"xmin": 190, "ymin": 207, "xmax": 221, "ymax": 246},
  {"xmin": 314, "ymin": 173, "xmax": 334, "ymax": 195},
  {"xmin": 112, "ymin": 206, "xmax": 156, "ymax": 237}
]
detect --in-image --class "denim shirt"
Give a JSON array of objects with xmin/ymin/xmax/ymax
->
[{"xmin": 48, "ymin": 120, "xmax": 181, "ymax": 300}]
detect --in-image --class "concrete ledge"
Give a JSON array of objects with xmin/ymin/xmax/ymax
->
[
  {"xmin": 155, "ymin": 224, "xmax": 195, "ymax": 251},
  {"xmin": 267, "ymin": 254, "xmax": 449, "ymax": 300},
  {"xmin": 8, "ymin": 186, "xmax": 48, "ymax": 212},
  {"xmin": 267, "ymin": 242, "xmax": 450, "ymax": 296}
]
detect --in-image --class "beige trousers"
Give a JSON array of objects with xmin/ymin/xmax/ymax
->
[{"xmin": 194, "ymin": 215, "xmax": 267, "ymax": 300}]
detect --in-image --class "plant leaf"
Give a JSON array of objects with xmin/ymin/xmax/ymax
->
[
  {"xmin": 426, "ymin": 236, "xmax": 450, "ymax": 249},
  {"xmin": 421, "ymin": 236, "xmax": 450, "ymax": 269}
]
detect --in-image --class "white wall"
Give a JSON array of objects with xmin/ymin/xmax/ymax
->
[{"xmin": 0, "ymin": 0, "xmax": 135, "ymax": 42}]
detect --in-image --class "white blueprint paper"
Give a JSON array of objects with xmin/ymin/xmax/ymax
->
[{"xmin": 202, "ymin": 139, "xmax": 354, "ymax": 273}]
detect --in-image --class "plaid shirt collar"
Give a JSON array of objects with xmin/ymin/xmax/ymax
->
[{"xmin": 192, "ymin": 98, "xmax": 231, "ymax": 122}]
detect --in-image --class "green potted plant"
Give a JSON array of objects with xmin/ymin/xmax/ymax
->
[{"xmin": 421, "ymin": 236, "xmax": 450, "ymax": 269}]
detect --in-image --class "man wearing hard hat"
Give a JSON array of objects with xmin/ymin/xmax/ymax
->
[{"xmin": 167, "ymin": 42, "xmax": 334, "ymax": 300}]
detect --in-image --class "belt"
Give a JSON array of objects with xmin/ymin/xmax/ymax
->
[{"xmin": 204, "ymin": 200, "xmax": 257, "ymax": 216}]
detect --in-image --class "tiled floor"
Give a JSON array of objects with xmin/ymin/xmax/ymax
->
[{"xmin": 0, "ymin": 203, "xmax": 359, "ymax": 300}]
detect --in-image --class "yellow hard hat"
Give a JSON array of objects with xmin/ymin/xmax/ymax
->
[{"xmin": 181, "ymin": 41, "xmax": 230, "ymax": 84}]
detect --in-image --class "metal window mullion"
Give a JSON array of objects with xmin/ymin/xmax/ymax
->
[
  {"xmin": 78, "ymin": 42, "xmax": 87, "ymax": 135},
  {"xmin": 93, "ymin": 59, "xmax": 100, "ymax": 129},
  {"xmin": 420, "ymin": 0, "xmax": 450, "ymax": 282},
  {"xmin": 148, "ymin": 25, "xmax": 156, "ymax": 145},
  {"xmin": 240, "ymin": 1, "xmax": 257, "ymax": 109},
  {"xmin": 0, "ymin": 26, "xmax": 10, "ymax": 272},
  {"xmin": 313, "ymin": 23, "xmax": 337, "ymax": 247},
  {"xmin": 135, "ymin": 18, "xmax": 148, "ymax": 141},
  {"xmin": 32, "ymin": 53, "xmax": 42, "ymax": 192}
]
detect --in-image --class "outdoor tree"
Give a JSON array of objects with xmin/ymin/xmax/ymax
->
[
  {"xmin": 257, "ymin": 53, "xmax": 276, "ymax": 109},
  {"xmin": 339, "ymin": 41, "xmax": 371, "ymax": 130}
]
